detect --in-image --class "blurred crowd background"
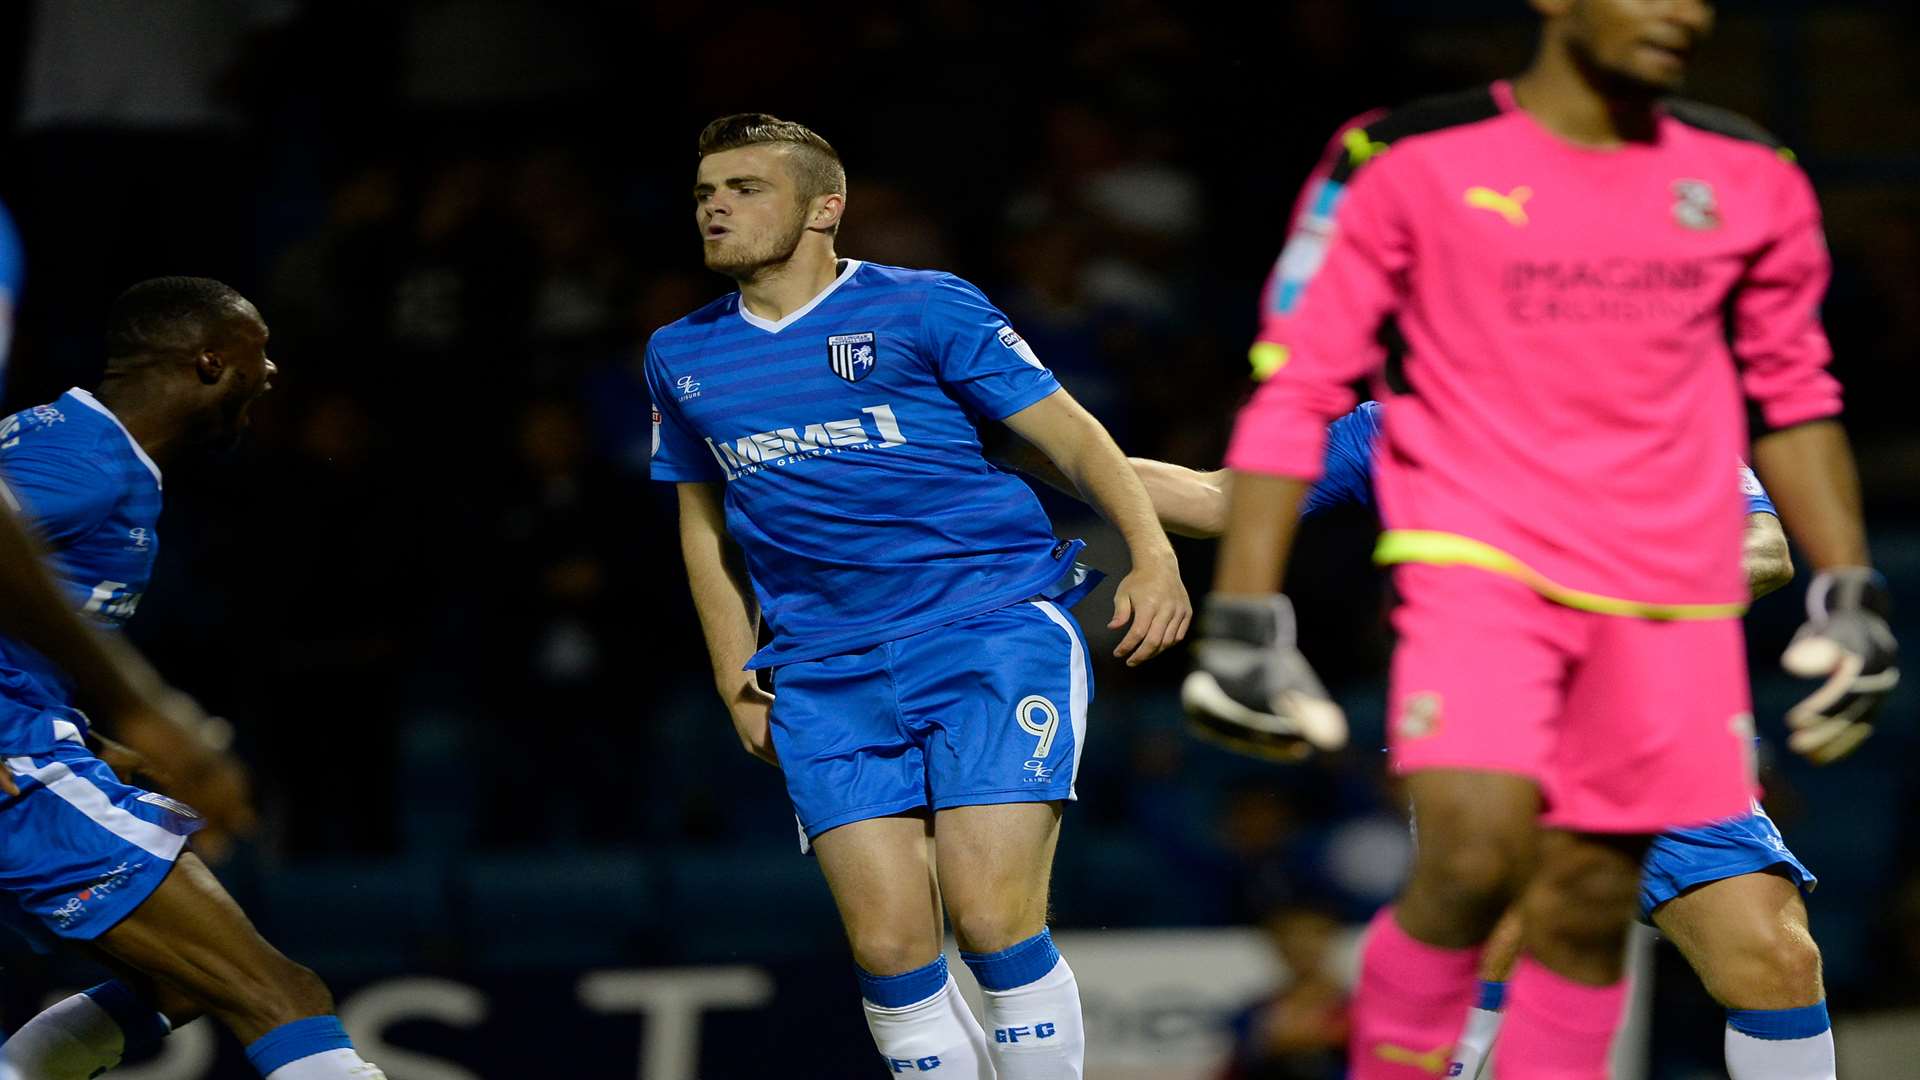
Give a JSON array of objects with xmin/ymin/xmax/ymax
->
[{"xmin": 2, "ymin": 2, "xmax": 1917, "ymax": 1076}]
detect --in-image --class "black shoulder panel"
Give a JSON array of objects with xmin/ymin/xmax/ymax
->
[
  {"xmin": 1329, "ymin": 86, "xmax": 1504, "ymax": 184},
  {"xmin": 1663, "ymin": 98, "xmax": 1786, "ymax": 150}
]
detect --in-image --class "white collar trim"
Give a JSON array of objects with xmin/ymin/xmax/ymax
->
[
  {"xmin": 736, "ymin": 259, "xmax": 863, "ymax": 334},
  {"xmin": 67, "ymin": 387, "xmax": 163, "ymax": 489}
]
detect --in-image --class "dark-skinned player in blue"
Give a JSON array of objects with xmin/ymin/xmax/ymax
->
[{"xmin": 1, "ymin": 279, "xmax": 385, "ymax": 1080}]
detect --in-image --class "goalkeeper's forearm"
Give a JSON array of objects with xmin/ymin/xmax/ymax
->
[
  {"xmin": 1752, "ymin": 420, "xmax": 1872, "ymax": 571},
  {"xmin": 1212, "ymin": 471, "xmax": 1312, "ymax": 595}
]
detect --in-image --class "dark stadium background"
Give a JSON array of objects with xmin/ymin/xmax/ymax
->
[{"xmin": 1, "ymin": 2, "xmax": 1915, "ymax": 1077}]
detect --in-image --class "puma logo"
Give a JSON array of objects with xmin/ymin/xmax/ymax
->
[
  {"xmin": 1375, "ymin": 1040, "xmax": 1455, "ymax": 1075},
  {"xmin": 1464, "ymin": 185, "xmax": 1532, "ymax": 227}
]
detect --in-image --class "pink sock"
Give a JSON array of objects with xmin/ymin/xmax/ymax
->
[
  {"xmin": 1349, "ymin": 907, "xmax": 1483, "ymax": 1080},
  {"xmin": 1499, "ymin": 957, "xmax": 1629, "ymax": 1079}
]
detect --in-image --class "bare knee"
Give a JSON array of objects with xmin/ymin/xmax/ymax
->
[
  {"xmin": 1419, "ymin": 835, "xmax": 1532, "ymax": 908},
  {"xmin": 1524, "ymin": 834, "xmax": 1649, "ymax": 980},
  {"xmin": 1401, "ymin": 832, "xmax": 1533, "ymax": 945},
  {"xmin": 1396, "ymin": 771, "xmax": 1539, "ymax": 947},
  {"xmin": 848, "ymin": 927, "xmax": 943, "ymax": 977},
  {"xmin": 1532, "ymin": 853, "xmax": 1643, "ymax": 947},
  {"xmin": 1698, "ymin": 919, "xmax": 1824, "ymax": 1009},
  {"xmin": 949, "ymin": 900, "xmax": 1044, "ymax": 956}
]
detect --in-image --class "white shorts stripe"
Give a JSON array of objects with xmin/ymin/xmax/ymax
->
[
  {"xmin": 1029, "ymin": 600, "xmax": 1089, "ymax": 799},
  {"xmin": 3, "ymin": 755, "xmax": 186, "ymax": 861}
]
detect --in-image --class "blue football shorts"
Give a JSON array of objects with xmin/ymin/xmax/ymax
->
[
  {"xmin": 771, "ymin": 599, "xmax": 1093, "ymax": 850},
  {"xmin": 1639, "ymin": 801, "xmax": 1816, "ymax": 921},
  {"xmin": 1, "ymin": 732, "xmax": 201, "ymax": 949}
]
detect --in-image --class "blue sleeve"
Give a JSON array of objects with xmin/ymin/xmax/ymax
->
[
  {"xmin": 1738, "ymin": 463, "xmax": 1776, "ymax": 516},
  {"xmin": 643, "ymin": 340, "xmax": 723, "ymax": 484},
  {"xmin": 0, "ymin": 443, "xmax": 116, "ymax": 549},
  {"xmin": 918, "ymin": 275, "xmax": 1061, "ymax": 420},
  {"xmin": 1300, "ymin": 402, "xmax": 1383, "ymax": 519},
  {"xmin": 0, "ymin": 199, "xmax": 22, "ymax": 380}
]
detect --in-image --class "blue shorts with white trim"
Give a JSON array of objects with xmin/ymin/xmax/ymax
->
[
  {"xmin": 1, "ymin": 737, "xmax": 201, "ymax": 947},
  {"xmin": 770, "ymin": 599, "xmax": 1093, "ymax": 849},
  {"xmin": 1639, "ymin": 802, "xmax": 1816, "ymax": 921}
]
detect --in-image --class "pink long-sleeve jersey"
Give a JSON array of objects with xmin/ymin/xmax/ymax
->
[{"xmin": 1227, "ymin": 81, "xmax": 1841, "ymax": 617}]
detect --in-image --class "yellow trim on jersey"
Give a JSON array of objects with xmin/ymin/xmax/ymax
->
[
  {"xmin": 1343, "ymin": 128, "xmax": 1389, "ymax": 167},
  {"xmin": 1249, "ymin": 342, "xmax": 1289, "ymax": 381},
  {"xmin": 1373, "ymin": 530, "xmax": 1749, "ymax": 620}
]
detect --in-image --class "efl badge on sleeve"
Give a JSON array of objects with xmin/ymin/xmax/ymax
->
[
  {"xmin": 996, "ymin": 325, "xmax": 1044, "ymax": 369},
  {"xmin": 828, "ymin": 332, "xmax": 877, "ymax": 383}
]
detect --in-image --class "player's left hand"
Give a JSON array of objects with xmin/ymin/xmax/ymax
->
[
  {"xmin": 0, "ymin": 763, "xmax": 16, "ymax": 798},
  {"xmin": 1782, "ymin": 567, "xmax": 1899, "ymax": 765},
  {"xmin": 1110, "ymin": 548, "xmax": 1191, "ymax": 666},
  {"xmin": 727, "ymin": 683, "xmax": 781, "ymax": 767}
]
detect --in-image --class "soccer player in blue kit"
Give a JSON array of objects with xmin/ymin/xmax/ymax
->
[
  {"xmin": 0, "ymin": 208, "xmax": 249, "ymax": 839},
  {"xmin": 648, "ymin": 115, "xmax": 1190, "ymax": 1078},
  {"xmin": 1033, "ymin": 401, "xmax": 1839, "ymax": 1080},
  {"xmin": 0, "ymin": 279, "xmax": 386, "ymax": 1080}
]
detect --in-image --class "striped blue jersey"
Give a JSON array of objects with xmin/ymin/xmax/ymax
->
[
  {"xmin": 0, "ymin": 389, "xmax": 165, "ymax": 754},
  {"xmin": 1302, "ymin": 400, "xmax": 1778, "ymax": 519},
  {"xmin": 647, "ymin": 260, "xmax": 1082, "ymax": 669},
  {"xmin": 0, "ymin": 197, "xmax": 22, "ymax": 381}
]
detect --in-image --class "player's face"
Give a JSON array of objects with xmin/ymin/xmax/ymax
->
[
  {"xmin": 211, "ymin": 305, "xmax": 277, "ymax": 442},
  {"xmin": 1567, "ymin": 0, "xmax": 1715, "ymax": 93},
  {"xmin": 693, "ymin": 145, "xmax": 812, "ymax": 279}
]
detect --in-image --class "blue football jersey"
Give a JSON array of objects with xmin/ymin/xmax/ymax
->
[
  {"xmin": 0, "ymin": 389, "xmax": 164, "ymax": 754},
  {"xmin": 647, "ymin": 260, "xmax": 1083, "ymax": 669},
  {"xmin": 1302, "ymin": 400, "xmax": 1778, "ymax": 519},
  {"xmin": 0, "ymin": 197, "xmax": 22, "ymax": 380}
]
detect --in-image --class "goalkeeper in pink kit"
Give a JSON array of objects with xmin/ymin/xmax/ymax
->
[{"xmin": 1185, "ymin": 1, "xmax": 1899, "ymax": 1078}]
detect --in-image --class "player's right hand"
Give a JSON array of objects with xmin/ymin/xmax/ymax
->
[
  {"xmin": 110, "ymin": 691, "xmax": 257, "ymax": 859},
  {"xmin": 1782, "ymin": 567, "xmax": 1899, "ymax": 765},
  {"xmin": 1109, "ymin": 548, "xmax": 1192, "ymax": 667},
  {"xmin": 729, "ymin": 684, "xmax": 780, "ymax": 767},
  {"xmin": 1182, "ymin": 593, "xmax": 1347, "ymax": 761}
]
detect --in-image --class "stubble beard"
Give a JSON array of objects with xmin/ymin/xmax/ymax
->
[{"xmin": 705, "ymin": 213, "xmax": 812, "ymax": 283}]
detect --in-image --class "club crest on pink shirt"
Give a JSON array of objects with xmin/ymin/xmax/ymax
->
[
  {"xmin": 1672, "ymin": 179, "xmax": 1721, "ymax": 230},
  {"xmin": 1396, "ymin": 692, "xmax": 1444, "ymax": 740}
]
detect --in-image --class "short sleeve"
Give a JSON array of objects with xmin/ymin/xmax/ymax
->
[
  {"xmin": 1738, "ymin": 462, "xmax": 1777, "ymax": 517},
  {"xmin": 918, "ymin": 275, "xmax": 1060, "ymax": 420},
  {"xmin": 643, "ymin": 339, "xmax": 723, "ymax": 483},
  {"xmin": 0, "ymin": 446, "xmax": 116, "ymax": 549}
]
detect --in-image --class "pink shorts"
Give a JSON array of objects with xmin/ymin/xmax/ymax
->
[{"xmin": 1388, "ymin": 564, "xmax": 1754, "ymax": 833}]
